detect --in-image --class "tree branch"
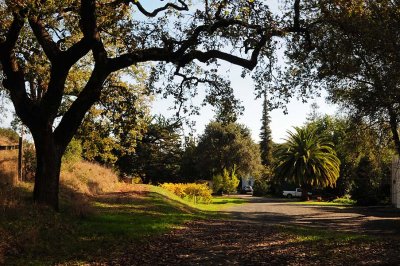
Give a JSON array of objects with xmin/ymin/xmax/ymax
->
[
  {"xmin": 38, "ymin": 0, "xmax": 94, "ymax": 123},
  {"xmin": 62, "ymin": 38, "xmax": 92, "ymax": 68},
  {"xmin": 0, "ymin": 13, "xmax": 34, "ymax": 128},
  {"xmin": 107, "ymin": 47, "xmax": 174, "ymax": 72},
  {"xmin": 114, "ymin": 0, "xmax": 189, "ymax": 17},
  {"xmin": 0, "ymin": 13, "xmax": 24, "ymax": 52},
  {"xmin": 286, "ymin": 0, "xmax": 312, "ymax": 48},
  {"xmin": 135, "ymin": 0, "xmax": 188, "ymax": 17},
  {"xmin": 174, "ymin": 18, "xmax": 264, "ymax": 57},
  {"xmin": 80, "ymin": 0, "xmax": 107, "ymax": 63},
  {"xmin": 215, "ymin": 0, "xmax": 228, "ymax": 19},
  {"xmin": 28, "ymin": 16, "xmax": 60, "ymax": 62},
  {"xmin": 54, "ymin": 67, "xmax": 107, "ymax": 150}
]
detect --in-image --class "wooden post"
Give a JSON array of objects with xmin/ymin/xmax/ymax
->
[{"xmin": 18, "ymin": 136, "xmax": 23, "ymax": 182}]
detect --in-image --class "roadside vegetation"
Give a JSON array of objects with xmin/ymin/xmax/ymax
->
[
  {"xmin": 0, "ymin": 176, "xmax": 246, "ymax": 265},
  {"xmin": 1, "ymin": 128, "xmax": 248, "ymax": 265}
]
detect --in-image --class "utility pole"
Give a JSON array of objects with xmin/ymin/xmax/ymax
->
[{"xmin": 18, "ymin": 126, "xmax": 23, "ymax": 182}]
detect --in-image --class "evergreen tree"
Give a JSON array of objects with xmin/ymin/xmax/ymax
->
[
  {"xmin": 196, "ymin": 121, "xmax": 262, "ymax": 180},
  {"xmin": 259, "ymin": 92, "xmax": 273, "ymax": 166}
]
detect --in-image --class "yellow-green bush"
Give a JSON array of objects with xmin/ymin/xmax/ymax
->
[
  {"xmin": 160, "ymin": 183, "xmax": 212, "ymax": 204},
  {"xmin": 213, "ymin": 167, "xmax": 240, "ymax": 194}
]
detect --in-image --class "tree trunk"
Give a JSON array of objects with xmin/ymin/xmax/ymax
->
[
  {"xmin": 301, "ymin": 184, "xmax": 311, "ymax": 201},
  {"xmin": 32, "ymin": 130, "xmax": 62, "ymax": 211},
  {"xmin": 388, "ymin": 107, "xmax": 400, "ymax": 156}
]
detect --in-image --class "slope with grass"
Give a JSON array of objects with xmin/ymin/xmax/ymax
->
[{"xmin": 1, "ymin": 172, "xmax": 247, "ymax": 266}]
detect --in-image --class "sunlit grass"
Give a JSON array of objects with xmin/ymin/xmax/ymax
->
[
  {"xmin": 288, "ymin": 200, "xmax": 355, "ymax": 207},
  {"xmin": 150, "ymin": 185, "xmax": 248, "ymax": 211},
  {"xmin": 281, "ymin": 225, "xmax": 374, "ymax": 243}
]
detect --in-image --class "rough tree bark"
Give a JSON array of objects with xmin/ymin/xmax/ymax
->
[{"xmin": 32, "ymin": 130, "xmax": 63, "ymax": 210}]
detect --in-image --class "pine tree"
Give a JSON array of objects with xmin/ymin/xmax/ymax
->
[{"xmin": 260, "ymin": 92, "xmax": 273, "ymax": 166}]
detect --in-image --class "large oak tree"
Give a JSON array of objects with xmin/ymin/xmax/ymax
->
[{"xmin": 0, "ymin": 0, "xmax": 307, "ymax": 209}]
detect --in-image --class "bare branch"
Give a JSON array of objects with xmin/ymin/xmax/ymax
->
[{"xmin": 134, "ymin": 0, "xmax": 188, "ymax": 17}]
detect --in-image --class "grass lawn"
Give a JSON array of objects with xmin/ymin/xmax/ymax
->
[
  {"xmin": 287, "ymin": 200, "xmax": 355, "ymax": 207},
  {"xmin": 0, "ymin": 184, "xmax": 247, "ymax": 265},
  {"xmin": 280, "ymin": 225, "xmax": 373, "ymax": 242},
  {"xmin": 150, "ymin": 185, "xmax": 248, "ymax": 212}
]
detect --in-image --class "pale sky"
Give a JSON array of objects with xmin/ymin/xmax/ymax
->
[{"xmin": 151, "ymin": 64, "xmax": 337, "ymax": 144}]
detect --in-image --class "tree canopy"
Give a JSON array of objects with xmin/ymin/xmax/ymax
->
[
  {"xmin": 284, "ymin": 0, "xmax": 400, "ymax": 154},
  {"xmin": 196, "ymin": 121, "xmax": 262, "ymax": 179},
  {"xmin": 76, "ymin": 66, "xmax": 152, "ymax": 165},
  {"xmin": 117, "ymin": 115, "xmax": 182, "ymax": 184},
  {"xmin": 0, "ymin": 0, "xmax": 308, "ymax": 209}
]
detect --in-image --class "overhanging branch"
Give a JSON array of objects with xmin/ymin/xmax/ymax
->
[
  {"xmin": 133, "ymin": 0, "xmax": 188, "ymax": 17},
  {"xmin": 108, "ymin": 0, "xmax": 189, "ymax": 17}
]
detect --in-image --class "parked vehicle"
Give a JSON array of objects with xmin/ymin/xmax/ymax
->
[
  {"xmin": 241, "ymin": 185, "xmax": 253, "ymax": 194},
  {"xmin": 282, "ymin": 188, "xmax": 311, "ymax": 198}
]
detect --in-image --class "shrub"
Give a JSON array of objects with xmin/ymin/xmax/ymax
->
[
  {"xmin": 351, "ymin": 157, "xmax": 380, "ymax": 206},
  {"xmin": 160, "ymin": 183, "xmax": 212, "ymax": 204},
  {"xmin": 332, "ymin": 195, "xmax": 356, "ymax": 205},
  {"xmin": 212, "ymin": 167, "xmax": 240, "ymax": 194},
  {"xmin": 161, "ymin": 183, "xmax": 187, "ymax": 198},
  {"xmin": 253, "ymin": 178, "xmax": 271, "ymax": 196}
]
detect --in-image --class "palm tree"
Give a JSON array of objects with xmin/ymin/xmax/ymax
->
[{"xmin": 274, "ymin": 126, "xmax": 340, "ymax": 199}]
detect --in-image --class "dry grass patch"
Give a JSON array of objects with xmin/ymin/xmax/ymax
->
[
  {"xmin": 61, "ymin": 161, "xmax": 119, "ymax": 195},
  {"xmin": 0, "ymin": 149, "xmax": 18, "ymax": 186},
  {"xmin": 0, "ymin": 136, "xmax": 16, "ymax": 146}
]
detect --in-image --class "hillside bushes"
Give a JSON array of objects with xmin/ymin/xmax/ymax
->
[{"xmin": 160, "ymin": 183, "xmax": 212, "ymax": 204}]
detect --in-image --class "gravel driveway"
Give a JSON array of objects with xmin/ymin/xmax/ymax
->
[{"xmin": 226, "ymin": 195, "xmax": 400, "ymax": 236}]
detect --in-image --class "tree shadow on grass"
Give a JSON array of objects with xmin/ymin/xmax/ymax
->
[
  {"xmin": 223, "ymin": 201, "xmax": 400, "ymax": 237},
  {"xmin": 2, "ymin": 185, "xmax": 208, "ymax": 266},
  {"xmin": 212, "ymin": 199, "xmax": 248, "ymax": 205},
  {"xmin": 112, "ymin": 219, "xmax": 400, "ymax": 266}
]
